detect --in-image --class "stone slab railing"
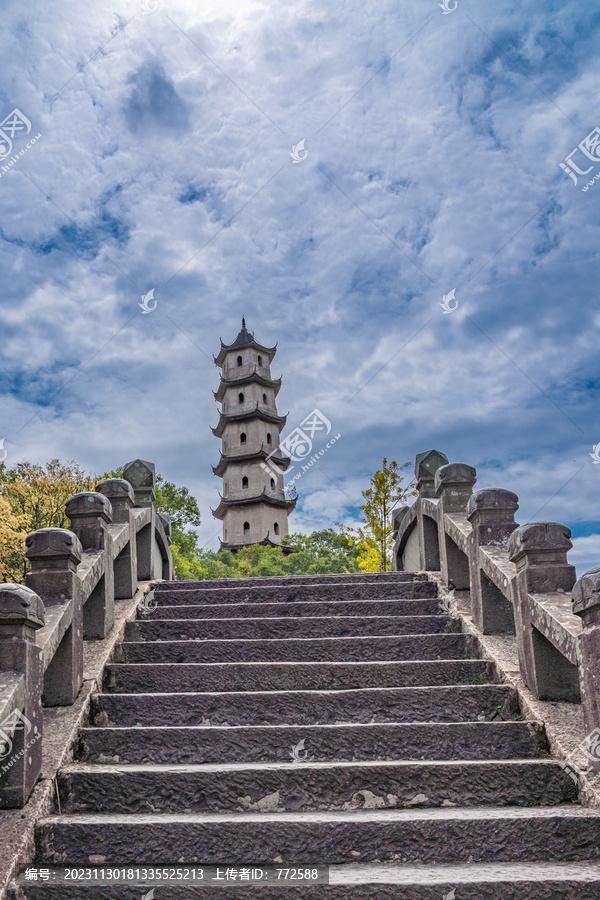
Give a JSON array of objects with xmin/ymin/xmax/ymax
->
[
  {"xmin": 392, "ymin": 449, "xmax": 600, "ymax": 766},
  {"xmin": 0, "ymin": 458, "xmax": 172, "ymax": 807}
]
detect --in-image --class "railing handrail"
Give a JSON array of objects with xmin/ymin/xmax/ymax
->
[
  {"xmin": 0, "ymin": 458, "xmax": 172, "ymax": 808},
  {"xmin": 393, "ymin": 449, "xmax": 599, "ymax": 766}
]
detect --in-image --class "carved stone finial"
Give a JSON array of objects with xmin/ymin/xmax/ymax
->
[
  {"xmin": 572, "ymin": 566, "xmax": 600, "ymax": 619},
  {"xmin": 508, "ymin": 522, "xmax": 573, "ymax": 562},
  {"xmin": 65, "ymin": 491, "xmax": 112, "ymax": 522},
  {"xmin": 242, "ymin": 316, "xmax": 246, "ymax": 329},
  {"xmin": 507, "ymin": 522, "xmax": 575, "ymax": 593},
  {"xmin": 467, "ymin": 488, "xmax": 519, "ymax": 547},
  {"xmin": 434, "ymin": 463, "xmax": 477, "ymax": 514},
  {"xmin": 467, "ymin": 488, "xmax": 519, "ymax": 519},
  {"xmin": 123, "ymin": 459, "xmax": 156, "ymax": 490},
  {"xmin": 25, "ymin": 528, "xmax": 83, "ymax": 565},
  {"xmin": 0, "ymin": 584, "xmax": 44, "ymax": 628},
  {"xmin": 95, "ymin": 478, "xmax": 135, "ymax": 504},
  {"xmin": 414, "ymin": 450, "xmax": 449, "ymax": 498}
]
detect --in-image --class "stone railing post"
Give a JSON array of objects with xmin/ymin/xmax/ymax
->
[
  {"xmin": 66, "ymin": 492, "xmax": 114, "ymax": 639},
  {"xmin": 25, "ymin": 528, "xmax": 83, "ymax": 706},
  {"xmin": 124, "ymin": 459, "xmax": 157, "ymax": 580},
  {"xmin": 414, "ymin": 450, "xmax": 448, "ymax": 570},
  {"xmin": 434, "ymin": 463, "xmax": 477, "ymax": 589},
  {"xmin": 96, "ymin": 478, "xmax": 137, "ymax": 600},
  {"xmin": 0, "ymin": 585, "xmax": 44, "ymax": 808},
  {"xmin": 467, "ymin": 488, "xmax": 519, "ymax": 634},
  {"xmin": 507, "ymin": 523, "xmax": 579, "ymax": 701},
  {"xmin": 572, "ymin": 567, "xmax": 600, "ymax": 764},
  {"xmin": 390, "ymin": 506, "xmax": 409, "ymax": 572},
  {"xmin": 158, "ymin": 512, "xmax": 172, "ymax": 544}
]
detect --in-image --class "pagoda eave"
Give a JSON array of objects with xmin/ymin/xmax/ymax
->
[
  {"xmin": 214, "ymin": 371, "xmax": 282, "ymax": 401},
  {"xmin": 212, "ymin": 448, "xmax": 291, "ymax": 477},
  {"xmin": 215, "ymin": 338, "xmax": 277, "ymax": 367},
  {"xmin": 212, "ymin": 491, "xmax": 297, "ymax": 520},
  {"xmin": 211, "ymin": 404, "xmax": 288, "ymax": 437},
  {"xmin": 218, "ymin": 535, "xmax": 295, "ymax": 555}
]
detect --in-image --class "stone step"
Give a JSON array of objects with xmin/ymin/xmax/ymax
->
[
  {"xmin": 12, "ymin": 862, "xmax": 600, "ymax": 899},
  {"xmin": 125, "ymin": 615, "xmax": 460, "ymax": 643},
  {"xmin": 76, "ymin": 721, "xmax": 549, "ymax": 765},
  {"xmin": 34, "ymin": 807, "xmax": 600, "ymax": 866},
  {"xmin": 151, "ymin": 581, "xmax": 438, "ymax": 605},
  {"xmin": 138, "ymin": 598, "xmax": 443, "ymax": 620},
  {"xmin": 117, "ymin": 633, "xmax": 477, "ymax": 664},
  {"xmin": 157, "ymin": 572, "xmax": 430, "ymax": 590},
  {"xmin": 58, "ymin": 759, "xmax": 577, "ymax": 814},
  {"xmin": 91, "ymin": 684, "xmax": 519, "ymax": 727},
  {"xmin": 103, "ymin": 659, "xmax": 494, "ymax": 694}
]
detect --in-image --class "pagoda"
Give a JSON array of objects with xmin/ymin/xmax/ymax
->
[{"xmin": 211, "ymin": 318, "xmax": 296, "ymax": 551}]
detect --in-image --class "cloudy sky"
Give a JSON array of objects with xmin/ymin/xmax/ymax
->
[{"xmin": 1, "ymin": 0, "xmax": 599, "ymax": 570}]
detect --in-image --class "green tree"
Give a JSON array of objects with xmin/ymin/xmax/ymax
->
[
  {"xmin": 0, "ymin": 459, "xmax": 203, "ymax": 582},
  {"xmin": 350, "ymin": 458, "xmax": 415, "ymax": 572}
]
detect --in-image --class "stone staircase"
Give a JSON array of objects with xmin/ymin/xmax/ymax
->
[{"xmin": 12, "ymin": 572, "xmax": 600, "ymax": 898}]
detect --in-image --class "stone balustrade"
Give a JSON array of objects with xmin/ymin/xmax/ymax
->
[
  {"xmin": 393, "ymin": 449, "xmax": 600, "ymax": 768},
  {"xmin": 0, "ymin": 459, "xmax": 172, "ymax": 807}
]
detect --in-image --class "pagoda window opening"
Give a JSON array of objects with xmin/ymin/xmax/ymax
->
[
  {"xmin": 266, "ymin": 433, "xmax": 272, "ymax": 445},
  {"xmin": 270, "ymin": 478, "xmax": 275, "ymax": 490},
  {"xmin": 237, "ymin": 355, "xmax": 243, "ymax": 366},
  {"xmin": 238, "ymin": 392, "xmax": 244, "ymax": 404},
  {"xmin": 242, "ymin": 476, "xmax": 249, "ymax": 489},
  {"xmin": 240, "ymin": 432, "xmax": 247, "ymax": 444},
  {"xmin": 274, "ymin": 522, "xmax": 280, "ymax": 535},
  {"xmin": 244, "ymin": 521, "xmax": 250, "ymax": 533},
  {"xmin": 224, "ymin": 528, "xmax": 227, "ymax": 540},
  {"xmin": 258, "ymin": 355, "xmax": 262, "ymax": 366},
  {"xmin": 262, "ymin": 393, "xmax": 267, "ymax": 404}
]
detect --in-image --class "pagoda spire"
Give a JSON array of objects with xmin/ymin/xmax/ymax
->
[{"xmin": 211, "ymin": 323, "xmax": 295, "ymax": 553}]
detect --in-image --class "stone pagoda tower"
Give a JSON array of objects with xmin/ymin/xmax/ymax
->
[{"xmin": 211, "ymin": 318, "xmax": 296, "ymax": 551}]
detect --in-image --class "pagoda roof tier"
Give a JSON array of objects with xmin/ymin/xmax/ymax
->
[
  {"xmin": 212, "ymin": 446, "xmax": 291, "ymax": 477},
  {"xmin": 214, "ymin": 318, "xmax": 277, "ymax": 367},
  {"xmin": 212, "ymin": 489, "xmax": 297, "ymax": 520},
  {"xmin": 214, "ymin": 369, "xmax": 282, "ymax": 402},
  {"xmin": 211, "ymin": 403, "xmax": 288, "ymax": 437},
  {"xmin": 218, "ymin": 534, "xmax": 295, "ymax": 555}
]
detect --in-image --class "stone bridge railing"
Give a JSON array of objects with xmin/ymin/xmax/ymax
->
[
  {"xmin": 0, "ymin": 458, "xmax": 172, "ymax": 808},
  {"xmin": 392, "ymin": 449, "xmax": 600, "ymax": 761}
]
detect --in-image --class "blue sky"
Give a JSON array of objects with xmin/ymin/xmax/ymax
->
[{"xmin": 1, "ymin": 0, "xmax": 600, "ymax": 570}]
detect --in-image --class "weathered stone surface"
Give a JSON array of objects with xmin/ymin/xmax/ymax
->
[
  {"xmin": 76, "ymin": 720, "xmax": 548, "ymax": 766},
  {"xmin": 124, "ymin": 614, "xmax": 460, "ymax": 642},
  {"xmin": 35, "ymin": 806, "xmax": 600, "ymax": 866},
  {"xmin": 12, "ymin": 866, "xmax": 600, "ymax": 900},
  {"xmin": 572, "ymin": 567, "xmax": 600, "ymax": 766},
  {"xmin": 156, "ymin": 572, "xmax": 430, "ymax": 590},
  {"xmin": 14, "ymin": 560, "xmax": 600, "ymax": 896},
  {"xmin": 92, "ymin": 684, "xmax": 518, "ymax": 728},
  {"xmin": 103, "ymin": 658, "xmax": 494, "ymax": 693},
  {"xmin": 0, "ymin": 585, "xmax": 44, "ymax": 808},
  {"xmin": 467, "ymin": 488, "xmax": 519, "ymax": 635},
  {"xmin": 508, "ymin": 523, "xmax": 579, "ymax": 702},
  {"xmin": 58, "ymin": 758, "xmax": 575, "ymax": 815},
  {"xmin": 119, "ymin": 633, "xmax": 477, "ymax": 664},
  {"xmin": 151, "ymin": 580, "xmax": 438, "ymax": 604},
  {"xmin": 138, "ymin": 598, "xmax": 442, "ymax": 620}
]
